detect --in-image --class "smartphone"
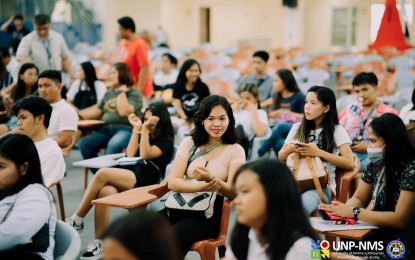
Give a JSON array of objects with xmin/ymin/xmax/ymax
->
[
  {"xmin": 317, "ymin": 209, "xmax": 332, "ymax": 221},
  {"xmin": 290, "ymin": 141, "xmax": 306, "ymax": 147}
]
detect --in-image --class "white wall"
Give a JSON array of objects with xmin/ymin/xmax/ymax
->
[
  {"xmin": 87, "ymin": 0, "xmax": 162, "ymax": 50},
  {"xmin": 86, "ymin": 0, "xmax": 415, "ymax": 53}
]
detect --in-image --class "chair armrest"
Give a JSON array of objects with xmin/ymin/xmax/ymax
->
[{"xmin": 91, "ymin": 183, "xmax": 168, "ymax": 209}]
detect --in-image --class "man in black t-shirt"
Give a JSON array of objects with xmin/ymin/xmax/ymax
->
[{"xmin": 1, "ymin": 14, "xmax": 30, "ymax": 55}]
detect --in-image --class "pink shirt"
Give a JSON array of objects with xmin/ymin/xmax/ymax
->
[
  {"xmin": 339, "ymin": 101, "xmax": 397, "ymax": 143},
  {"xmin": 176, "ymin": 137, "xmax": 246, "ymax": 181}
]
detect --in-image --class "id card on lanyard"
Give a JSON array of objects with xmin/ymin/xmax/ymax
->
[
  {"xmin": 355, "ymin": 101, "xmax": 380, "ymax": 142},
  {"xmin": 369, "ymin": 167, "xmax": 385, "ymax": 210}
]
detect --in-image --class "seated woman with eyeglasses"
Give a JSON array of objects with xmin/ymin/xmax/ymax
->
[{"xmin": 67, "ymin": 103, "xmax": 175, "ymax": 260}]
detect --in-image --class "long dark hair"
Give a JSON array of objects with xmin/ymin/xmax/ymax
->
[
  {"xmin": 175, "ymin": 59, "xmax": 202, "ymax": 87},
  {"xmin": 369, "ymin": 113, "xmax": 415, "ymax": 211},
  {"xmin": 191, "ymin": 95, "xmax": 240, "ymax": 147},
  {"xmin": 230, "ymin": 159, "xmax": 319, "ymax": 260},
  {"xmin": 80, "ymin": 61, "xmax": 98, "ymax": 97},
  {"xmin": 140, "ymin": 102, "xmax": 174, "ymax": 141},
  {"xmin": 0, "ymin": 134, "xmax": 43, "ymax": 200},
  {"xmin": 273, "ymin": 69, "xmax": 300, "ymax": 109},
  {"xmin": 101, "ymin": 210, "xmax": 181, "ymax": 260},
  {"xmin": 296, "ymin": 86, "xmax": 338, "ymax": 153},
  {"xmin": 13, "ymin": 63, "xmax": 39, "ymax": 102},
  {"xmin": 411, "ymin": 87, "xmax": 415, "ymax": 111}
]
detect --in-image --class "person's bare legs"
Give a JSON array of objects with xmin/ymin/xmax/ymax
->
[
  {"xmin": 94, "ymin": 185, "xmax": 118, "ymax": 238},
  {"xmin": 75, "ymin": 167, "xmax": 137, "ymax": 218}
]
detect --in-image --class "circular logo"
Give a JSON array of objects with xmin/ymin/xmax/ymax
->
[
  {"xmin": 386, "ymin": 240, "xmax": 405, "ymax": 259},
  {"xmin": 320, "ymin": 240, "xmax": 330, "ymax": 250}
]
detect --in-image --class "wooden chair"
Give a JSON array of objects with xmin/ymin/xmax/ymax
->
[
  {"xmin": 91, "ymin": 183, "xmax": 233, "ymax": 259},
  {"xmin": 335, "ymin": 154, "xmax": 361, "ymax": 203},
  {"xmin": 49, "ymin": 135, "xmax": 76, "ymax": 221},
  {"xmin": 49, "ymin": 181, "xmax": 65, "ymax": 220}
]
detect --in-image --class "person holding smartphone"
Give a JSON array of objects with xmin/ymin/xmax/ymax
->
[{"xmin": 279, "ymin": 86, "xmax": 354, "ymax": 215}]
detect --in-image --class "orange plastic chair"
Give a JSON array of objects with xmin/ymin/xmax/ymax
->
[
  {"xmin": 92, "ymin": 183, "xmax": 234, "ymax": 259},
  {"xmin": 190, "ymin": 199, "xmax": 233, "ymax": 260}
]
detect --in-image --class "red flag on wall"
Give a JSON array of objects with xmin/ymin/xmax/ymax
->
[{"xmin": 369, "ymin": 0, "xmax": 412, "ymax": 51}]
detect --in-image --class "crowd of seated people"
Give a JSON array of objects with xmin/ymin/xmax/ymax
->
[{"xmin": 1, "ymin": 11, "xmax": 415, "ymax": 260}]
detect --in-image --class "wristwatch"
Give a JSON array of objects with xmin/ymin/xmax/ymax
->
[
  {"xmin": 117, "ymin": 89, "xmax": 127, "ymax": 95},
  {"xmin": 353, "ymin": 207, "xmax": 361, "ymax": 220}
]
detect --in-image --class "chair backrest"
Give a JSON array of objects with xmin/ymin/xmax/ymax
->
[
  {"xmin": 217, "ymin": 199, "xmax": 233, "ymax": 240},
  {"xmin": 54, "ymin": 220, "xmax": 81, "ymax": 260}
]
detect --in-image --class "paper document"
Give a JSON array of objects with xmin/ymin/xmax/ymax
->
[{"xmin": 309, "ymin": 217, "xmax": 379, "ymax": 232}]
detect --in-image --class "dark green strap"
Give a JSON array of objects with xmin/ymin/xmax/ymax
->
[{"xmin": 187, "ymin": 140, "xmax": 222, "ymax": 167}]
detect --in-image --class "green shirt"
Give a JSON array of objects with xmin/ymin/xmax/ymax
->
[{"xmin": 97, "ymin": 88, "xmax": 142, "ymax": 127}]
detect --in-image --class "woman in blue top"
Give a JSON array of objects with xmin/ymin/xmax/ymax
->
[{"xmin": 258, "ymin": 69, "xmax": 305, "ymax": 157}]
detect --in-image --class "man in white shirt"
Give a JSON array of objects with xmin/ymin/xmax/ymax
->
[
  {"xmin": 11, "ymin": 95, "xmax": 66, "ymax": 187},
  {"xmin": 37, "ymin": 70, "xmax": 78, "ymax": 148},
  {"xmin": 16, "ymin": 13, "xmax": 74, "ymax": 78}
]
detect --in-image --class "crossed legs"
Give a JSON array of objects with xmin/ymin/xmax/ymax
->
[{"xmin": 74, "ymin": 167, "xmax": 137, "ymax": 237}]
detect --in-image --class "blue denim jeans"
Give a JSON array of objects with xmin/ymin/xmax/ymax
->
[
  {"xmin": 302, "ymin": 188, "xmax": 332, "ymax": 215},
  {"xmin": 354, "ymin": 151, "xmax": 369, "ymax": 172},
  {"xmin": 79, "ymin": 125, "xmax": 132, "ymax": 160},
  {"xmin": 258, "ymin": 122, "xmax": 293, "ymax": 157}
]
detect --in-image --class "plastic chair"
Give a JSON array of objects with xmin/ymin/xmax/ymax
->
[
  {"xmin": 395, "ymin": 71, "xmax": 415, "ymax": 89},
  {"xmin": 387, "ymin": 56, "xmax": 414, "ymax": 72},
  {"xmin": 54, "ymin": 220, "xmax": 81, "ymax": 260},
  {"xmin": 190, "ymin": 199, "xmax": 233, "ymax": 260},
  {"xmin": 91, "ymin": 184, "xmax": 234, "ymax": 260}
]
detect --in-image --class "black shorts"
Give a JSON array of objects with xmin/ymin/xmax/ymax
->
[{"xmin": 116, "ymin": 163, "xmax": 160, "ymax": 187}]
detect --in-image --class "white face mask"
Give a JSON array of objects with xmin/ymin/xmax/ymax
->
[{"xmin": 367, "ymin": 145, "xmax": 385, "ymax": 165}]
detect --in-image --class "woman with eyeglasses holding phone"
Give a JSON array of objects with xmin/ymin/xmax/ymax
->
[{"xmin": 67, "ymin": 103, "xmax": 175, "ymax": 260}]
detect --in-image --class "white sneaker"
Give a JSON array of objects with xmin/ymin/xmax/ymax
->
[
  {"xmin": 80, "ymin": 239, "xmax": 104, "ymax": 260},
  {"xmin": 65, "ymin": 217, "xmax": 84, "ymax": 234}
]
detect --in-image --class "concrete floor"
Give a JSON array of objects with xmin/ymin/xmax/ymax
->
[{"xmin": 55, "ymin": 148, "xmax": 237, "ymax": 260}]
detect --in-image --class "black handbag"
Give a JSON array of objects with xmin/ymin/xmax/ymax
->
[{"xmin": 0, "ymin": 188, "xmax": 52, "ymax": 254}]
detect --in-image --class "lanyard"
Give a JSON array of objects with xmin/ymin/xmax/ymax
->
[
  {"xmin": 357, "ymin": 101, "xmax": 379, "ymax": 140},
  {"xmin": 371, "ymin": 167, "xmax": 385, "ymax": 209},
  {"xmin": 41, "ymin": 39, "xmax": 54, "ymax": 69}
]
